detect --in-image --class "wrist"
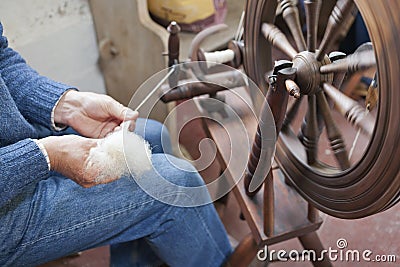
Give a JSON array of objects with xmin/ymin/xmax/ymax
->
[
  {"xmin": 53, "ymin": 90, "xmax": 80, "ymax": 126},
  {"xmin": 39, "ymin": 136, "xmax": 64, "ymax": 171}
]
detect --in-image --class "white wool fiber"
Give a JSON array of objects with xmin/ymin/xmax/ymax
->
[{"xmin": 85, "ymin": 128, "xmax": 152, "ymax": 183}]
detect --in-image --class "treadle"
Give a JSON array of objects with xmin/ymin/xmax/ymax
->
[{"xmin": 194, "ymin": 87, "xmax": 322, "ymax": 246}]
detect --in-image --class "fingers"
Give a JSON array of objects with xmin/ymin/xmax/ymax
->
[
  {"xmin": 107, "ymin": 98, "xmax": 139, "ymax": 122},
  {"xmin": 78, "ymin": 173, "xmax": 119, "ymax": 188},
  {"xmin": 128, "ymin": 120, "xmax": 136, "ymax": 132},
  {"xmin": 105, "ymin": 98, "xmax": 139, "ymax": 133},
  {"xmin": 98, "ymin": 120, "xmax": 120, "ymax": 138}
]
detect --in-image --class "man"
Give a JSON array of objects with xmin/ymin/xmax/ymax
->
[{"xmin": 0, "ymin": 22, "xmax": 232, "ymax": 266}]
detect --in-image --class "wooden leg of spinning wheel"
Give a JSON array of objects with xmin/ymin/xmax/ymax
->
[
  {"xmin": 298, "ymin": 232, "xmax": 332, "ymax": 267},
  {"xmin": 225, "ymin": 234, "xmax": 259, "ymax": 267},
  {"xmin": 264, "ymin": 170, "xmax": 274, "ymax": 237}
]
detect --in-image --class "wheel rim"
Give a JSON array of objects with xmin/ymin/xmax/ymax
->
[{"xmin": 244, "ymin": 0, "xmax": 400, "ymax": 218}]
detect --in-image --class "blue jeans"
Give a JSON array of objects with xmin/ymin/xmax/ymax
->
[{"xmin": 0, "ymin": 119, "xmax": 232, "ymax": 267}]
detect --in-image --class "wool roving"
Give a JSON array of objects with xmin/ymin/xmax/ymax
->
[{"xmin": 85, "ymin": 127, "xmax": 152, "ymax": 183}]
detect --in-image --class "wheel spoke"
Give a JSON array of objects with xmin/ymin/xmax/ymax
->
[
  {"xmin": 298, "ymin": 95, "xmax": 319, "ymax": 165},
  {"xmin": 304, "ymin": 0, "xmax": 321, "ymax": 52},
  {"xmin": 282, "ymin": 96, "xmax": 304, "ymax": 131},
  {"xmin": 316, "ymin": 0, "xmax": 357, "ymax": 61},
  {"xmin": 278, "ymin": 0, "xmax": 307, "ymax": 51},
  {"xmin": 329, "ymin": 51, "xmax": 347, "ymax": 88},
  {"xmin": 262, "ymin": 23, "xmax": 298, "ymax": 59},
  {"xmin": 316, "ymin": 90, "xmax": 350, "ymax": 170},
  {"xmin": 316, "ymin": 51, "xmax": 347, "ymax": 136},
  {"xmin": 320, "ymin": 49, "xmax": 376, "ymax": 74},
  {"xmin": 323, "ymin": 83, "xmax": 375, "ymax": 137}
]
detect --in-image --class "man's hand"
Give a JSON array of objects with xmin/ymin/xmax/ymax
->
[
  {"xmin": 53, "ymin": 91, "xmax": 138, "ymax": 138},
  {"xmin": 40, "ymin": 135, "xmax": 118, "ymax": 187}
]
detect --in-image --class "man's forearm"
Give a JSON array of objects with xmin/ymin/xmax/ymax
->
[{"xmin": 0, "ymin": 139, "xmax": 49, "ymax": 208}]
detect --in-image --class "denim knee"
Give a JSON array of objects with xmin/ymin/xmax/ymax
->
[
  {"xmin": 138, "ymin": 154, "xmax": 210, "ymax": 207},
  {"xmin": 153, "ymin": 154, "xmax": 205, "ymax": 188},
  {"xmin": 135, "ymin": 119, "xmax": 172, "ymax": 154}
]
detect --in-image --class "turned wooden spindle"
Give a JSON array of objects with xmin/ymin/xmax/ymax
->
[
  {"xmin": 316, "ymin": 91, "xmax": 350, "ymax": 170},
  {"xmin": 298, "ymin": 95, "xmax": 319, "ymax": 165},
  {"xmin": 161, "ymin": 83, "xmax": 226, "ymax": 103},
  {"xmin": 320, "ymin": 49, "xmax": 376, "ymax": 74},
  {"xmin": 304, "ymin": 0, "xmax": 321, "ymax": 52},
  {"xmin": 278, "ymin": 0, "xmax": 307, "ymax": 51},
  {"xmin": 316, "ymin": 0, "xmax": 356, "ymax": 61},
  {"xmin": 160, "ymin": 71, "xmax": 246, "ymax": 103},
  {"xmin": 262, "ymin": 23, "xmax": 298, "ymax": 59},
  {"xmin": 167, "ymin": 21, "xmax": 180, "ymax": 67},
  {"xmin": 167, "ymin": 21, "xmax": 181, "ymax": 88},
  {"xmin": 323, "ymin": 83, "xmax": 375, "ymax": 137}
]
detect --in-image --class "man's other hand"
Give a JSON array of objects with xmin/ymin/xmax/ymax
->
[
  {"xmin": 40, "ymin": 135, "xmax": 118, "ymax": 187},
  {"xmin": 53, "ymin": 91, "xmax": 138, "ymax": 138}
]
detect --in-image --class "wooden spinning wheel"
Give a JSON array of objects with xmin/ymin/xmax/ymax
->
[
  {"xmin": 244, "ymin": 0, "xmax": 400, "ymax": 219},
  {"xmin": 157, "ymin": 1, "xmax": 400, "ymax": 265}
]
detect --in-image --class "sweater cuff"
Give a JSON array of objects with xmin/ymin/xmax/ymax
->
[
  {"xmin": 28, "ymin": 79, "xmax": 77, "ymax": 128},
  {"xmin": 32, "ymin": 139, "xmax": 51, "ymax": 170}
]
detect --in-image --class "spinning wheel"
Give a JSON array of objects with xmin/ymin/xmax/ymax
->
[
  {"xmin": 244, "ymin": 0, "xmax": 400, "ymax": 219},
  {"xmin": 157, "ymin": 1, "xmax": 400, "ymax": 265}
]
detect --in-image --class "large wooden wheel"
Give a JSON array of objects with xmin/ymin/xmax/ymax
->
[{"xmin": 244, "ymin": 0, "xmax": 400, "ymax": 219}]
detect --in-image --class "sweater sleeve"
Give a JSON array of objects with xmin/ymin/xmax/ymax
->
[
  {"xmin": 0, "ymin": 22, "xmax": 76, "ymax": 129},
  {"xmin": 0, "ymin": 139, "xmax": 49, "ymax": 208}
]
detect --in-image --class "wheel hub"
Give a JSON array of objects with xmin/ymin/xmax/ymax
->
[{"xmin": 292, "ymin": 51, "xmax": 333, "ymax": 95}]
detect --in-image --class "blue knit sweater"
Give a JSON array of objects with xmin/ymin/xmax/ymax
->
[{"xmin": 0, "ymin": 22, "xmax": 73, "ymax": 207}]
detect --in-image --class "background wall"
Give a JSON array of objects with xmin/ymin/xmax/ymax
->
[{"xmin": 0, "ymin": 0, "xmax": 106, "ymax": 94}]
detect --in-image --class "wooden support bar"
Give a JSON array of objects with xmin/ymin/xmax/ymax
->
[
  {"xmin": 299, "ymin": 232, "xmax": 333, "ymax": 267},
  {"xmin": 307, "ymin": 203, "xmax": 319, "ymax": 223},
  {"xmin": 264, "ymin": 171, "xmax": 275, "ymax": 237},
  {"xmin": 226, "ymin": 234, "xmax": 259, "ymax": 267}
]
